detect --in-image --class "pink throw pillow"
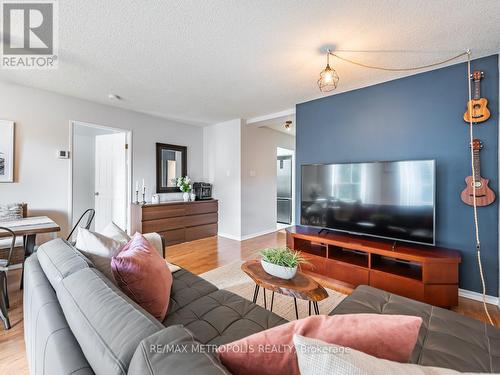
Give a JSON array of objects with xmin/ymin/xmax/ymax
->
[
  {"xmin": 218, "ymin": 314, "xmax": 422, "ymax": 375},
  {"xmin": 111, "ymin": 232, "xmax": 172, "ymax": 321}
]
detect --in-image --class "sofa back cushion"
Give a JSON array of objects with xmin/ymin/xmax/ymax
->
[
  {"xmin": 128, "ymin": 325, "xmax": 230, "ymax": 375},
  {"xmin": 23, "ymin": 254, "xmax": 93, "ymax": 375},
  {"xmin": 37, "ymin": 238, "xmax": 92, "ymax": 290},
  {"xmin": 57, "ymin": 267, "xmax": 163, "ymax": 375}
]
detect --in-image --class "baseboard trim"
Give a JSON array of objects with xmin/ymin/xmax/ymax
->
[
  {"xmin": 217, "ymin": 232, "xmax": 242, "ymax": 241},
  {"xmin": 241, "ymin": 228, "xmax": 280, "ymax": 241},
  {"xmin": 459, "ymin": 288, "xmax": 499, "ymax": 306},
  {"xmin": 219, "ymin": 227, "xmax": 283, "ymax": 242}
]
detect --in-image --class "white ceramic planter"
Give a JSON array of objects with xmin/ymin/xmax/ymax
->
[
  {"xmin": 182, "ymin": 192, "xmax": 190, "ymax": 202},
  {"xmin": 261, "ymin": 259, "xmax": 297, "ymax": 280}
]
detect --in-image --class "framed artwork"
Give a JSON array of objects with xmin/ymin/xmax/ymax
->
[{"xmin": 0, "ymin": 120, "xmax": 14, "ymax": 183}]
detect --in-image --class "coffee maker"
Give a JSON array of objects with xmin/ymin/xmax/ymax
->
[{"xmin": 192, "ymin": 182, "xmax": 213, "ymax": 200}]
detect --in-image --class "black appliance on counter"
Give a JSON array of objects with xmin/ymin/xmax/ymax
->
[{"xmin": 193, "ymin": 182, "xmax": 213, "ymax": 200}]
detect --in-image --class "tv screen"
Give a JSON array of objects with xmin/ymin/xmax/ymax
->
[{"xmin": 301, "ymin": 160, "xmax": 435, "ymax": 245}]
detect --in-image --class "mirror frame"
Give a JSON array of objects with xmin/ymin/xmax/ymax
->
[{"xmin": 156, "ymin": 143, "xmax": 187, "ymax": 193}]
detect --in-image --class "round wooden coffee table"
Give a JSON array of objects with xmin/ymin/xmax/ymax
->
[{"xmin": 241, "ymin": 259, "xmax": 328, "ymax": 319}]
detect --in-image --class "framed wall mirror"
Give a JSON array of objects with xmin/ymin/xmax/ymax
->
[{"xmin": 156, "ymin": 143, "xmax": 187, "ymax": 193}]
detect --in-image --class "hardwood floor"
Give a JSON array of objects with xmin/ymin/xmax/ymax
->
[
  {"xmin": 1, "ymin": 231, "xmax": 499, "ymax": 375},
  {"xmin": 165, "ymin": 231, "xmax": 500, "ymax": 326},
  {"xmin": 0, "ymin": 267, "xmax": 27, "ymax": 375}
]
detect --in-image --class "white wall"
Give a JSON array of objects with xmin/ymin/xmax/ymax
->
[
  {"xmin": 72, "ymin": 132, "xmax": 96, "ymax": 228},
  {"xmin": 0, "ymin": 81, "xmax": 204, "ymax": 237},
  {"xmin": 203, "ymin": 119, "xmax": 295, "ymax": 240},
  {"xmin": 203, "ymin": 119, "xmax": 242, "ymax": 239},
  {"xmin": 241, "ymin": 126, "xmax": 295, "ymax": 238}
]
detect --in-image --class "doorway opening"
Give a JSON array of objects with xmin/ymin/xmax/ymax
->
[
  {"xmin": 277, "ymin": 147, "xmax": 294, "ymax": 230},
  {"xmin": 70, "ymin": 121, "xmax": 131, "ymax": 234}
]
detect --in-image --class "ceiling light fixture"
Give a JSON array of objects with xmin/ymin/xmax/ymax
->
[
  {"xmin": 284, "ymin": 120, "xmax": 292, "ymax": 131},
  {"xmin": 317, "ymin": 49, "xmax": 339, "ymax": 92},
  {"xmin": 108, "ymin": 93, "xmax": 121, "ymax": 100},
  {"xmin": 317, "ymin": 49, "xmax": 470, "ymax": 93}
]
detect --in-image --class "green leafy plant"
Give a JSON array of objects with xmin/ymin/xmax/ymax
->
[
  {"xmin": 176, "ymin": 176, "xmax": 191, "ymax": 193},
  {"xmin": 260, "ymin": 247, "xmax": 308, "ymax": 268}
]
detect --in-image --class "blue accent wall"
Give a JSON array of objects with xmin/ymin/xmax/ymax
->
[{"xmin": 296, "ymin": 54, "xmax": 499, "ymax": 296}]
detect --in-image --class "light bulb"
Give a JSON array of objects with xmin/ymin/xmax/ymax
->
[
  {"xmin": 318, "ymin": 62, "xmax": 339, "ymax": 92},
  {"xmin": 323, "ymin": 71, "xmax": 333, "ymax": 83}
]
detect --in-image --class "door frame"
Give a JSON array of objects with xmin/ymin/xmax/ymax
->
[{"xmin": 68, "ymin": 121, "xmax": 133, "ymax": 234}]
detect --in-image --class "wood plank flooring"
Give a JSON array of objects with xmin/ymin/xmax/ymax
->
[
  {"xmin": 165, "ymin": 231, "xmax": 500, "ymax": 326},
  {"xmin": 1, "ymin": 230, "xmax": 499, "ymax": 375}
]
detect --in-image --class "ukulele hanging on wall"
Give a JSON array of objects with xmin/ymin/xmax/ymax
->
[
  {"xmin": 463, "ymin": 70, "xmax": 490, "ymax": 124},
  {"xmin": 460, "ymin": 139, "xmax": 495, "ymax": 207}
]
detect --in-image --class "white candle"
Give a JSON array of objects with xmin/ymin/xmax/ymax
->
[{"xmin": 142, "ymin": 179, "xmax": 145, "ymax": 193}]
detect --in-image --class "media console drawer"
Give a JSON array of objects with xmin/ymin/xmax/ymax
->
[{"xmin": 131, "ymin": 200, "xmax": 218, "ymax": 246}]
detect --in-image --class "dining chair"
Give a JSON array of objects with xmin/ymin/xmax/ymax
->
[
  {"xmin": 0, "ymin": 227, "xmax": 16, "ymax": 330},
  {"xmin": 66, "ymin": 209, "xmax": 96, "ymax": 243}
]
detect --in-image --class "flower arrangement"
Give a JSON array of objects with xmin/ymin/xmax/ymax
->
[{"xmin": 176, "ymin": 176, "xmax": 192, "ymax": 193}]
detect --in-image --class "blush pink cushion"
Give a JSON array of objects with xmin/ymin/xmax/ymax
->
[
  {"xmin": 218, "ymin": 314, "xmax": 422, "ymax": 375},
  {"xmin": 111, "ymin": 232, "xmax": 172, "ymax": 321}
]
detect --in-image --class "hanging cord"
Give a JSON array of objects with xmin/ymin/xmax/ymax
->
[
  {"xmin": 329, "ymin": 51, "xmax": 468, "ymax": 72},
  {"xmin": 328, "ymin": 49, "xmax": 493, "ymax": 322},
  {"xmin": 466, "ymin": 50, "xmax": 494, "ymax": 325}
]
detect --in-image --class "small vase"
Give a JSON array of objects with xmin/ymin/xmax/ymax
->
[
  {"xmin": 182, "ymin": 192, "xmax": 189, "ymax": 202},
  {"xmin": 190, "ymin": 193, "xmax": 196, "ymax": 201}
]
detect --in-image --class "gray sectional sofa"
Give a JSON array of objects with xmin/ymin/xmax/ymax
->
[{"xmin": 24, "ymin": 238, "xmax": 500, "ymax": 374}]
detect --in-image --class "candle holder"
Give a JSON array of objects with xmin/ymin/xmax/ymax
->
[
  {"xmin": 141, "ymin": 191, "xmax": 146, "ymax": 205},
  {"xmin": 134, "ymin": 190, "xmax": 139, "ymax": 204}
]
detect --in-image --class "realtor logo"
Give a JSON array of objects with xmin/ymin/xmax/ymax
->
[{"xmin": 1, "ymin": 0, "xmax": 58, "ymax": 69}]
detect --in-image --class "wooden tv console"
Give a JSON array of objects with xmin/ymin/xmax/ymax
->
[{"xmin": 286, "ymin": 226, "xmax": 461, "ymax": 307}]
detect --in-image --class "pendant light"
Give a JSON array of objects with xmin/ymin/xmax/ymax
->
[{"xmin": 317, "ymin": 49, "xmax": 339, "ymax": 92}]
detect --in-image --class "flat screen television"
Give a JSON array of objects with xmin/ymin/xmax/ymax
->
[{"xmin": 301, "ymin": 160, "xmax": 435, "ymax": 245}]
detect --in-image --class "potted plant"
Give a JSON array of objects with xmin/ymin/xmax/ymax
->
[
  {"xmin": 176, "ymin": 176, "xmax": 192, "ymax": 201},
  {"xmin": 260, "ymin": 247, "xmax": 308, "ymax": 279}
]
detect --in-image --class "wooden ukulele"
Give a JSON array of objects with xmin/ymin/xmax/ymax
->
[
  {"xmin": 463, "ymin": 70, "xmax": 490, "ymax": 123},
  {"xmin": 460, "ymin": 139, "xmax": 495, "ymax": 207}
]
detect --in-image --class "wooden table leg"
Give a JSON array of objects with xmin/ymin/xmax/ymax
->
[
  {"xmin": 20, "ymin": 234, "xmax": 36, "ymax": 290},
  {"xmin": 308, "ymin": 301, "xmax": 311, "ymax": 316},
  {"xmin": 294, "ymin": 298, "xmax": 298, "ymax": 320},
  {"xmin": 252, "ymin": 284, "xmax": 260, "ymax": 303},
  {"xmin": 270, "ymin": 292, "xmax": 274, "ymax": 312}
]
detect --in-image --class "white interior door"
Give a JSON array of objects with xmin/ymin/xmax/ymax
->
[{"xmin": 95, "ymin": 133, "xmax": 127, "ymax": 232}]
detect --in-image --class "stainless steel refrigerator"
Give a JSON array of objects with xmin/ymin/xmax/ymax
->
[{"xmin": 277, "ymin": 155, "xmax": 292, "ymax": 224}]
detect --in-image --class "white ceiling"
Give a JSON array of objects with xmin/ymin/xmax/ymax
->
[
  {"xmin": 2, "ymin": 1, "xmax": 499, "ymax": 126},
  {"xmin": 250, "ymin": 113, "xmax": 296, "ymax": 136}
]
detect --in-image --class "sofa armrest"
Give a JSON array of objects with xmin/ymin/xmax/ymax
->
[
  {"xmin": 128, "ymin": 325, "xmax": 230, "ymax": 375},
  {"xmin": 143, "ymin": 232, "xmax": 166, "ymax": 258}
]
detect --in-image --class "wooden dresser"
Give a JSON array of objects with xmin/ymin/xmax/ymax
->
[{"xmin": 131, "ymin": 200, "xmax": 218, "ymax": 246}]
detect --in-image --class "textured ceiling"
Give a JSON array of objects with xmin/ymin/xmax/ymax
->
[{"xmin": 1, "ymin": 0, "xmax": 499, "ymax": 125}]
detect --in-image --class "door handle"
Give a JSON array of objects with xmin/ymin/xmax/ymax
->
[{"xmin": 94, "ymin": 192, "xmax": 99, "ymax": 196}]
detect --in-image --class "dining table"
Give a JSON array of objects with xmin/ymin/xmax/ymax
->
[{"xmin": 0, "ymin": 216, "xmax": 61, "ymax": 288}]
